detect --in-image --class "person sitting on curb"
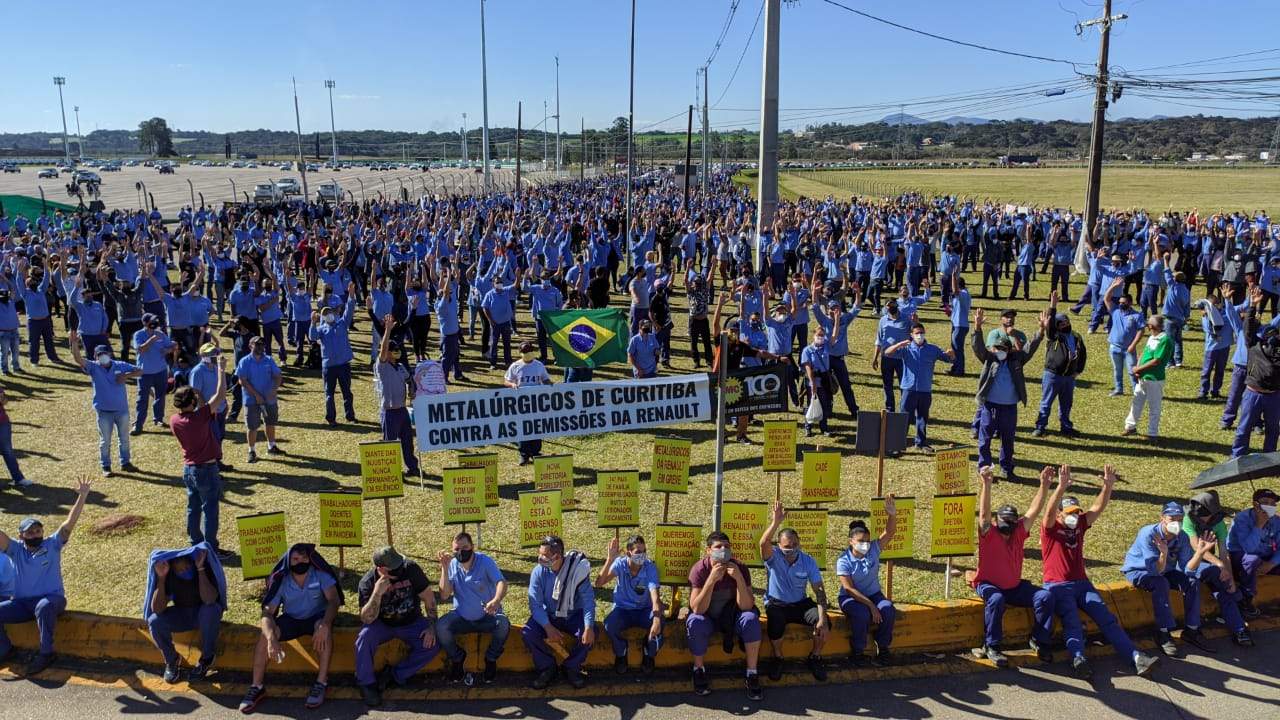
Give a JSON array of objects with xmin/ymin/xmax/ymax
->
[
  {"xmin": 969, "ymin": 465, "xmax": 1055, "ymax": 668},
  {"xmin": 1226, "ymin": 487, "xmax": 1280, "ymax": 618},
  {"xmin": 354, "ymin": 546, "xmax": 438, "ymax": 708},
  {"xmin": 1180, "ymin": 490, "xmax": 1254, "ymax": 646},
  {"xmin": 837, "ymin": 499, "xmax": 897, "ymax": 669},
  {"xmin": 1041, "ymin": 465, "xmax": 1160, "ymax": 679},
  {"xmin": 687, "ymin": 530, "xmax": 763, "ymax": 700},
  {"xmin": 144, "ymin": 543, "xmax": 227, "ymax": 684},
  {"xmin": 522, "ymin": 535, "xmax": 595, "ymax": 690},
  {"xmin": 0, "ymin": 477, "xmax": 91, "ymax": 676},
  {"xmin": 758, "ymin": 499, "xmax": 830, "ymax": 682},
  {"xmin": 596, "ymin": 534, "xmax": 663, "ymax": 676},
  {"xmin": 239, "ymin": 543, "xmax": 341, "ymax": 713},
  {"xmin": 435, "ymin": 531, "xmax": 509, "ymax": 686}
]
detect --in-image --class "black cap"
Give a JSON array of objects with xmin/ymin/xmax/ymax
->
[
  {"xmin": 1254, "ymin": 488, "xmax": 1279, "ymax": 504},
  {"xmin": 995, "ymin": 504, "xmax": 1020, "ymax": 522},
  {"xmin": 372, "ymin": 546, "xmax": 405, "ymax": 570},
  {"xmin": 1000, "ymin": 308, "xmax": 1017, "ymax": 318}
]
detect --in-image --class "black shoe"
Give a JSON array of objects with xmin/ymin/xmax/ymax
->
[
  {"xmin": 849, "ymin": 651, "xmax": 869, "ymax": 667},
  {"xmin": 1133, "ymin": 651, "xmax": 1160, "ymax": 677},
  {"xmin": 872, "ymin": 649, "xmax": 891, "ymax": 667},
  {"xmin": 766, "ymin": 655, "xmax": 782, "ymax": 681},
  {"xmin": 483, "ymin": 659, "xmax": 497, "ymax": 683},
  {"xmin": 25, "ymin": 652, "xmax": 54, "ymax": 676},
  {"xmin": 377, "ymin": 666, "xmax": 401, "ymax": 691},
  {"xmin": 215, "ymin": 548, "xmax": 235, "ymax": 561},
  {"xmin": 565, "ymin": 666, "xmax": 586, "ymax": 689},
  {"xmin": 359, "ymin": 683, "xmax": 382, "ymax": 708},
  {"xmin": 1240, "ymin": 598, "xmax": 1262, "ymax": 619},
  {"xmin": 807, "ymin": 653, "xmax": 827, "ymax": 682},
  {"xmin": 1072, "ymin": 655, "xmax": 1093, "ymax": 679},
  {"xmin": 721, "ymin": 633, "xmax": 734, "ymax": 655},
  {"xmin": 1180, "ymin": 627, "xmax": 1215, "ymax": 653},
  {"xmin": 129, "ymin": 428, "xmax": 144, "ymax": 436},
  {"xmin": 190, "ymin": 660, "xmax": 211, "ymax": 680},
  {"xmin": 745, "ymin": 672, "xmax": 763, "ymax": 701},
  {"xmin": 238, "ymin": 684, "xmax": 266, "ymax": 713},
  {"xmin": 641, "ymin": 654, "xmax": 655, "ymax": 675},
  {"xmin": 1061, "ymin": 427, "xmax": 1081, "ymax": 437},
  {"xmin": 1156, "ymin": 630, "xmax": 1179, "ymax": 657},
  {"xmin": 1031, "ymin": 427, "xmax": 1046, "ymax": 437},
  {"xmin": 120, "ymin": 462, "xmax": 139, "ymax": 472},
  {"xmin": 266, "ymin": 445, "xmax": 286, "ymax": 455},
  {"xmin": 692, "ymin": 666, "xmax": 711, "ymax": 696},
  {"xmin": 1028, "ymin": 637, "xmax": 1053, "ymax": 663},
  {"xmin": 1233, "ymin": 629, "xmax": 1254, "ymax": 647},
  {"xmin": 448, "ymin": 655, "xmax": 466, "ymax": 683},
  {"xmin": 217, "ymin": 462, "xmax": 234, "ymax": 472},
  {"xmin": 614, "ymin": 656, "xmax": 628, "ymax": 675},
  {"xmin": 163, "ymin": 663, "xmax": 181, "ymax": 684},
  {"xmin": 984, "ymin": 644, "xmax": 1009, "ymax": 668},
  {"xmin": 531, "ymin": 666, "xmax": 557, "ymax": 690}
]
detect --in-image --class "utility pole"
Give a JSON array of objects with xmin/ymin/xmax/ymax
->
[
  {"xmin": 479, "ymin": 0, "xmax": 492, "ymax": 192},
  {"xmin": 555, "ymin": 55, "xmax": 562, "ymax": 173},
  {"xmin": 895, "ymin": 103, "xmax": 904, "ymax": 161},
  {"xmin": 53, "ymin": 77, "xmax": 69, "ymax": 165},
  {"xmin": 701, "ymin": 66, "xmax": 710, "ymax": 195},
  {"xmin": 462, "ymin": 113, "xmax": 468, "ymax": 165},
  {"xmin": 753, "ymin": 0, "xmax": 781, "ymax": 266},
  {"xmin": 543, "ymin": 101, "xmax": 549, "ymax": 170},
  {"xmin": 625, "ymin": 0, "xmax": 636, "ymax": 270},
  {"xmin": 325, "ymin": 79, "xmax": 338, "ymax": 165},
  {"xmin": 516, "ymin": 101, "xmax": 522, "ymax": 193},
  {"xmin": 292, "ymin": 76, "xmax": 309, "ymax": 199},
  {"xmin": 73, "ymin": 105, "xmax": 83, "ymax": 160},
  {"xmin": 683, "ymin": 104, "xmax": 694, "ymax": 208},
  {"xmin": 1079, "ymin": 0, "xmax": 1127, "ymax": 253},
  {"xmin": 580, "ymin": 116, "xmax": 585, "ymax": 181}
]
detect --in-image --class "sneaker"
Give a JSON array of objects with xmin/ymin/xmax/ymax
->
[
  {"xmin": 238, "ymin": 684, "xmax": 266, "ymax": 713},
  {"xmin": 641, "ymin": 654, "xmax": 655, "ymax": 675},
  {"xmin": 1133, "ymin": 652, "xmax": 1160, "ymax": 677},
  {"xmin": 163, "ymin": 663, "xmax": 181, "ymax": 684},
  {"xmin": 984, "ymin": 645, "xmax": 1009, "ymax": 668},
  {"xmin": 120, "ymin": 462, "xmax": 139, "ymax": 473},
  {"xmin": 1240, "ymin": 598, "xmax": 1262, "ymax": 619},
  {"xmin": 531, "ymin": 666, "xmax": 557, "ymax": 690},
  {"xmin": 766, "ymin": 655, "xmax": 782, "ymax": 681},
  {"xmin": 806, "ymin": 653, "xmax": 827, "ymax": 682},
  {"xmin": 129, "ymin": 428, "xmax": 144, "ymax": 436},
  {"xmin": 1028, "ymin": 637, "xmax": 1052, "ymax": 663},
  {"xmin": 1071, "ymin": 655, "xmax": 1093, "ymax": 680},
  {"xmin": 1156, "ymin": 630, "xmax": 1179, "ymax": 657},
  {"xmin": 1109, "ymin": 391, "xmax": 1122, "ymax": 398},
  {"xmin": 377, "ymin": 666, "xmax": 401, "ymax": 691},
  {"xmin": 190, "ymin": 660, "xmax": 211, "ymax": 680},
  {"xmin": 614, "ymin": 656, "xmax": 628, "ymax": 675},
  {"xmin": 1031, "ymin": 427, "xmax": 1046, "ymax": 438},
  {"xmin": 745, "ymin": 672, "xmax": 763, "ymax": 701},
  {"xmin": 448, "ymin": 656, "xmax": 467, "ymax": 683},
  {"xmin": 1232, "ymin": 629, "xmax": 1254, "ymax": 646},
  {"xmin": 102, "ymin": 468, "xmax": 114, "ymax": 478},
  {"xmin": 918, "ymin": 444, "xmax": 935, "ymax": 454},
  {"xmin": 483, "ymin": 659, "xmax": 497, "ymax": 683},
  {"xmin": 849, "ymin": 650, "xmax": 869, "ymax": 667},
  {"xmin": 1061, "ymin": 427, "xmax": 1081, "ymax": 437},
  {"xmin": 565, "ymin": 666, "xmax": 587, "ymax": 689},
  {"xmin": 266, "ymin": 445, "xmax": 286, "ymax": 455},
  {"xmin": 303, "ymin": 682, "xmax": 326, "ymax": 709},
  {"xmin": 247, "ymin": 450, "xmax": 258, "ymax": 463},
  {"xmin": 215, "ymin": 548, "xmax": 235, "ymax": 561},
  {"xmin": 692, "ymin": 666, "xmax": 711, "ymax": 696},
  {"xmin": 14, "ymin": 478, "xmax": 33, "ymax": 488},
  {"xmin": 872, "ymin": 649, "xmax": 891, "ymax": 667},
  {"xmin": 1180, "ymin": 627, "xmax": 1215, "ymax": 653},
  {"xmin": 25, "ymin": 652, "xmax": 54, "ymax": 676},
  {"xmin": 1121, "ymin": 427, "xmax": 1136, "ymax": 436},
  {"xmin": 359, "ymin": 683, "xmax": 382, "ymax": 708}
]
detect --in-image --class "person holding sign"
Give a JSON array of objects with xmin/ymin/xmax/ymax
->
[
  {"xmin": 436, "ymin": 532, "xmax": 510, "ymax": 685},
  {"xmin": 595, "ymin": 534, "xmax": 663, "ymax": 676},
  {"xmin": 144, "ymin": 544, "xmax": 226, "ymax": 684},
  {"xmin": 969, "ymin": 465, "xmax": 1054, "ymax": 669},
  {"xmin": 758, "ymin": 501, "xmax": 829, "ymax": 682},
  {"xmin": 1041, "ymin": 466, "xmax": 1159, "ymax": 679},
  {"xmin": 686, "ymin": 531, "xmax": 763, "ymax": 701},
  {"xmin": 505, "ymin": 340, "xmax": 552, "ymax": 466},
  {"xmin": 239, "ymin": 544, "xmax": 342, "ymax": 713},
  {"xmin": 354, "ymin": 547, "xmax": 439, "ymax": 708},
  {"xmin": 836, "ymin": 497, "xmax": 897, "ymax": 668},
  {"xmin": 374, "ymin": 315, "xmax": 420, "ymax": 477},
  {"xmin": 522, "ymin": 535, "xmax": 595, "ymax": 690},
  {"xmin": 971, "ymin": 308, "xmax": 1043, "ymax": 482},
  {"xmin": 883, "ymin": 321, "xmax": 954, "ymax": 453}
]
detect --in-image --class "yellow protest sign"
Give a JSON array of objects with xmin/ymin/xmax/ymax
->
[
  {"xmin": 236, "ymin": 512, "xmax": 287, "ymax": 580},
  {"xmin": 596, "ymin": 470, "xmax": 640, "ymax": 528},
  {"xmin": 762, "ymin": 421, "xmax": 797, "ymax": 472},
  {"xmin": 800, "ymin": 451, "xmax": 841, "ymax": 504},
  {"xmin": 518, "ymin": 490, "xmax": 563, "ymax": 548},
  {"xmin": 930, "ymin": 494, "xmax": 977, "ymax": 557},
  {"xmin": 359, "ymin": 441, "xmax": 405, "ymax": 499},
  {"xmin": 653, "ymin": 523, "xmax": 704, "ymax": 585},
  {"xmin": 720, "ymin": 500, "xmax": 769, "ymax": 567},
  {"xmin": 459, "ymin": 453, "xmax": 500, "ymax": 507},
  {"xmin": 317, "ymin": 492, "xmax": 362, "ymax": 547},
  {"xmin": 650, "ymin": 437, "xmax": 692, "ymax": 494},
  {"xmin": 534, "ymin": 454, "xmax": 575, "ymax": 506},
  {"xmin": 784, "ymin": 508, "xmax": 829, "ymax": 570},
  {"xmin": 442, "ymin": 467, "xmax": 487, "ymax": 525},
  {"xmin": 935, "ymin": 447, "xmax": 971, "ymax": 495},
  {"xmin": 870, "ymin": 496, "xmax": 915, "ymax": 560}
]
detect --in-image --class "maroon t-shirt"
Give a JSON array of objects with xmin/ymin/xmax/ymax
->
[{"xmin": 170, "ymin": 405, "xmax": 221, "ymax": 465}]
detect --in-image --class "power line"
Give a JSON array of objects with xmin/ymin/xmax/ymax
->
[
  {"xmin": 704, "ymin": 1, "xmax": 740, "ymax": 67},
  {"xmin": 712, "ymin": 0, "xmax": 764, "ymax": 108}
]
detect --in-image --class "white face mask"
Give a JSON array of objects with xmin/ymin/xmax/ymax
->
[
  {"xmin": 1063, "ymin": 514, "xmax": 1080, "ymax": 529},
  {"xmin": 321, "ymin": 314, "xmax": 335, "ymax": 325},
  {"xmin": 853, "ymin": 541, "xmax": 871, "ymax": 555},
  {"xmin": 96, "ymin": 355, "xmax": 112, "ymax": 367},
  {"xmin": 912, "ymin": 334, "xmax": 925, "ymax": 346},
  {"xmin": 995, "ymin": 350, "xmax": 1008, "ymax": 361},
  {"xmin": 1262, "ymin": 504, "xmax": 1278, "ymax": 518},
  {"xmin": 1164, "ymin": 520, "xmax": 1182, "ymax": 536},
  {"xmin": 630, "ymin": 552, "xmax": 647, "ymax": 566}
]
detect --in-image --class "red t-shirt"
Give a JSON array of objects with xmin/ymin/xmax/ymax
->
[
  {"xmin": 688, "ymin": 557, "xmax": 752, "ymax": 592},
  {"xmin": 1040, "ymin": 516, "xmax": 1090, "ymax": 584},
  {"xmin": 170, "ymin": 405, "xmax": 221, "ymax": 465},
  {"xmin": 971, "ymin": 521, "xmax": 1029, "ymax": 590}
]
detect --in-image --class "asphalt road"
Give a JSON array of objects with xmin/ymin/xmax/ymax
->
[{"xmin": 1, "ymin": 631, "xmax": 1276, "ymax": 719}]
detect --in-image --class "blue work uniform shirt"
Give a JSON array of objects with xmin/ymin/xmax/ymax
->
[
  {"xmin": 1121, "ymin": 523, "xmax": 1192, "ymax": 575},
  {"xmin": 764, "ymin": 549, "xmax": 821, "ymax": 605},
  {"xmin": 836, "ymin": 541, "xmax": 882, "ymax": 597},
  {"xmin": 527, "ymin": 561, "xmax": 595, "ymax": 629},
  {"xmin": 85, "ymin": 360, "xmax": 139, "ymax": 412},
  {"xmin": 446, "ymin": 552, "xmax": 506, "ymax": 622},
  {"xmin": 607, "ymin": 556, "xmax": 660, "ymax": 611},
  {"xmin": 5, "ymin": 533, "xmax": 66, "ymax": 599},
  {"xmin": 131, "ymin": 329, "xmax": 174, "ymax": 375},
  {"xmin": 900, "ymin": 342, "xmax": 945, "ymax": 391},
  {"xmin": 268, "ymin": 567, "xmax": 336, "ymax": 620}
]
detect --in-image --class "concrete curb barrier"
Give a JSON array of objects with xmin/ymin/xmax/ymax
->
[{"xmin": 5, "ymin": 577, "xmax": 1275, "ymax": 677}]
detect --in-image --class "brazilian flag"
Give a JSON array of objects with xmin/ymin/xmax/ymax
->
[{"xmin": 541, "ymin": 309, "xmax": 629, "ymax": 368}]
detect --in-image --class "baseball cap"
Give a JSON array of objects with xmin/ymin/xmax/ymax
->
[
  {"xmin": 520, "ymin": 340, "xmax": 537, "ymax": 353},
  {"xmin": 1000, "ymin": 308, "xmax": 1018, "ymax": 319},
  {"xmin": 1160, "ymin": 501, "xmax": 1185, "ymax": 517},
  {"xmin": 1253, "ymin": 488, "xmax": 1279, "ymax": 504},
  {"xmin": 995, "ymin": 504, "xmax": 1020, "ymax": 522},
  {"xmin": 199, "ymin": 342, "xmax": 219, "ymax": 356},
  {"xmin": 372, "ymin": 546, "xmax": 405, "ymax": 570},
  {"xmin": 1060, "ymin": 496, "xmax": 1085, "ymax": 514},
  {"xmin": 93, "ymin": 344, "xmax": 112, "ymax": 357},
  {"xmin": 18, "ymin": 517, "xmax": 42, "ymax": 533},
  {"xmin": 1054, "ymin": 313, "xmax": 1069, "ymax": 325}
]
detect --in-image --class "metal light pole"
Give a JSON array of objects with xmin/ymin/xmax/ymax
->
[
  {"xmin": 754, "ymin": 0, "xmax": 781, "ymax": 267},
  {"xmin": 479, "ymin": 0, "xmax": 491, "ymax": 192},
  {"xmin": 325, "ymin": 79, "xmax": 338, "ymax": 165},
  {"xmin": 1079, "ymin": 0, "xmax": 1127, "ymax": 255},
  {"xmin": 543, "ymin": 101, "xmax": 549, "ymax": 170},
  {"xmin": 462, "ymin": 113, "xmax": 468, "ymax": 165},
  {"xmin": 624, "ymin": 0, "xmax": 636, "ymax": 268},
  {"xmin": 516, "ymin": 101, "xmax": 522, "ymax": 194},
  {"xmin": 53, "ymin": 77, "xmax": 70, "ymax": 165},
  {"xmin": 555, "ymin": 55, "xmax": 562, "ymax": 173},
  {"xmin": 73, "ymin": 105, "xmax": 84, "ymax": 160},
  {"xmin": 702, "ymin": 66, "xmax": 710, "ymax": 195},
  {"xmin": 292, "ymin": 77, "xmax": 309, "ymax": 199}
]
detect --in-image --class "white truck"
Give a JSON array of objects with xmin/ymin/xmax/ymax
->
[
  {"xmin": 316, "ymin": 181, "xmax": 342, "ymax": 203},
  {"xmin": 253, "ymin": 183, "xmax": 283, "ymax": 206},
  {"xmin": 275, "ymin": 177, "xmax": 302, "ymax": 196}
]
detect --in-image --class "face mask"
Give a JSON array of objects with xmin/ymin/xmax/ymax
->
[
  {"xmin": 175, "ymin": 567, "xmax": 195, "ymax": 581},
  {"xmin": 290, "ymin": 562, "xmax": 311, "ymax": 575},
  {"xmin": 1262, "ymin": 504, "xmax": 1278, "ymax": 518},
  {"xmin": 521, "ymin": 352, "xmax": 537, "ymax": 363},
  {"xmin": 97, "ymin": 355, "xmax": 112, "ymax": 367},
  {"xmin": 253, "ymin": 347, "xmax": 264, "ymax": 357},
  {"xmin": 455, "ymin": 549, "xmax": 475, "ymax": 564},
  {"xmin": 773, "ymin": 313, "xmax": 788, "ymax": 323},
  {"xmin": 23, "ymin": 536, "xmax": 43, "ymax": 550},
  {"xmin": 202, "ymin": 355, "xmax": 216, "ymax": 365},
  {"xmin": 750, "ymin": 320, "xmax": 763, "ymax": 332},
  {"xmin": 710, "ymin": 547, "xmax": 731, "ymax": 563},
  {"xmin": 853, "ymin": 541, "xmax": 871, "ymax": 555},
  {"xmin": 1164, "ymin": 521, "xmax": 1182, "ymax": 536},
  {"xmin": 1063, "ymin": 514, "xmax": 1080, "ymax": 529},
  {"xmin": 779, "ymin": 547, "xmax": 799, "ymax": 558},
  {"xmin": 995, "ymin": 350, "xmax": 1008, "ymax": 361},
  {"xmin": 537, "ymin": 556, "xmax": 554, "ymax": 569},
  {"xmin": 629, "ymin": 552, "xmax": 647, "ymax": 566},
  {"xmin": 814, "ymin": 336, "xmax": 827, "ymax": 348},
  {"xmin": 996, "ymin": 520, "xmax": 1016, "ymax": 535},
  {"xmin": 322, "ymin": 314, "xmax": 335, "ymax": 325},
  {"xmin": 887, "ymin": 306, "xmax": 899, "ymax": 317},
  {"xmin": 912, "ymin": 334, "xmax": 925, "ymax": 346}
]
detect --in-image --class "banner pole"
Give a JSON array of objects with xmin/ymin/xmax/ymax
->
[
  {"xmin": 944, "ymin": 558, "xmax": 952, "ymax": 600},
  {"xmin": 877, "ymin": 409, "xmax": 893, "ymax": 599},
  {"xmin": 418, "ymin": 454, "xmax": 425, "ymax": 490},
  {"xmin": 712, "ymin": 332, "xmax": 729, "ymax": 532},
  {"xmin": 384, "ymin": 498, "xmax": 394, "ymax": 546},
  {"xmin": 338, "ymin": 547, "xmax": 345, "ymax": 580},
  {"xmin": 774, "ymin": 471, "xmax": 781, "ymax": 503},
  {"xmin": 662, "ymin": 492, "xmax": 670, "ymax": 523}
]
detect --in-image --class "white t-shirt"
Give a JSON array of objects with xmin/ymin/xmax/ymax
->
[{"xmin": 504, "ymin": 359, "xmax": 550, "ymax": 388}]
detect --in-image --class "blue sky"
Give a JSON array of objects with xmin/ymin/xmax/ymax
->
[{"xmin": 5, "ymin": 0, "xmax": 1277, "ymax": 135}]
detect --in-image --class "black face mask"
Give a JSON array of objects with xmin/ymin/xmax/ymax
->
[
  {"xmin": 455, "ymin": 549, "xmax": 475, "ymax": 564},
  {"xmin": 996, "ymin": 521, "xmax": 1016, "ymax": 535},
  {"xmin": 23, "ymin": 537, "xmax": 43, "ymax": 550},
  {"xmin": 290, "ymin": 562, "xmax": 311, "ymax": 575}
]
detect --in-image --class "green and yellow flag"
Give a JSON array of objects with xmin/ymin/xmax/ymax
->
[{"xmin": 541, "ymin": 309, "xmax": 628, "ymax": 367}]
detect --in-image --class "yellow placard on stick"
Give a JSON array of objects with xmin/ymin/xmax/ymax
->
[
  {"xmin": 653, "ymin": 523, "xmax": 704, "ymax": 585},
  {"xmin": 650, "ymin": 437, "xmax": 692, "ymax": 494},
  {"xmin": 442, "ymin": 467, "xmax": 487, "ymax": 525},
  {"xmin": 870, "ymin": 497, "xmax": 916, "ymax": 561},
  {"xmin": 519, "ymin": 490, "xmax": 563, "ymax": 548},
  {"xmin": 597, "ymin": 470, "xmax": 640, "ymax": 528},
  {"xmin": 785, "ymin": 507, "xmax": 829, "ymax": 570},
  {"xmin": 720, "ymin": 500, "xmax": 769, "ymax": 568},
  {"xmin": 800, "ymin": 451, "xmax": 842, "ymax": 504},
  {"xmin": 359, "ymin": 441, "xmax": 405, "ymax": 499},
  {"xmin": 458, "ymin": 453, "xmax": 500, "ymax": 507},
  {"xmin": 930, "ymin": 493, "xmax": 977, "ymax": 558},
  {"xmin": 762, "ymin": 421, "xmax": 797, "ymax": 472},
  {"xmin": 533, "ymin": 455, "xmax": 575, "ymax": 506},
  {"xmin": 236, "ymin": 512, "xmax": 288, "ymax": 580},
  {"xmin": 935, "ymin": 447, "xmax": 971, "ymax": 495},
  {"xmin": 317, "ymin": 492, "xmax": 363, "ymax": 547}
]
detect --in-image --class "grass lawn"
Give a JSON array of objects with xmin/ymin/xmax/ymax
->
[{"xmin": 779, "ymin": 167, "xmax": 1280, "ymax": 215}]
